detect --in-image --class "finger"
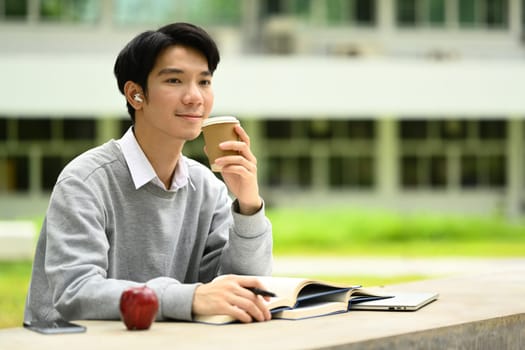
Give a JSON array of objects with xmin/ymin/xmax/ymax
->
[
  {"xmin": 219, "ymin": 284, "xmax": 263, "ymax": 322},
  {"xmin": 219, "ymin": 140, "xmax": 256, "ymax": 163},
  {"xmin": 234, "ymin": 277, "xmax": 273, "ymax": 300},
  {"xmin": 234, "ymin": 275, "xmax": 269, "ymax": 288},
  {"xmin": 216, "ymin": 153, "xmax": 257, "ymax": 173},
  {"xmin": 229, "ymin": 276, "xmax": 271, "ymax": 300},
  {"xmin": 215, "ymin": 156, "xmax": 257, "ymax": 174},
  {"xmin": 255, "ymin": 295, "xmax": 272, "ymax": 320},
  {"xmin": 219, "ymin": 275, "xmax": 269, "ymax": 321},
  {"xmin": 220, "ymin": 132, "xmax": 256, "ymax": 164},
  {"xmin": 230, "ymin": 295, "xmax": 266, "ymax": 322},
  {"xmin": 234, "ymin": 124, "xmax": 251, "ymax": 147},
  {"xmin": 233, "ymin": 281, "xmax": 272, "ymax": 321},
  {"xmin": 224, "ymin": 304, "xmax": 253, "ymax": 323},
  {"xmin": 217, "ymin": 159, "xmax": 257, "ymax": 177}
]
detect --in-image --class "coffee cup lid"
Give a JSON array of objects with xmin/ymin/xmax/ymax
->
[{"xmin": 202, "ymin": 116, "xmax": 239, "ymax": 127}]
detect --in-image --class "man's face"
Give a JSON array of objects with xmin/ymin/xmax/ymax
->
[{"xmin": 139, "ymin": 45, "xmax": 214, "ymax": 142}]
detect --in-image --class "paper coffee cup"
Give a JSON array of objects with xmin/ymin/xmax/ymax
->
[{"xmin": 201, "ymin": 116, "xmax": 240, "ymax": 172}]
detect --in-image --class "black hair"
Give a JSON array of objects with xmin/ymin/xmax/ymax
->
[{"xmin": 113, "ymin": 22, "xmax": 220, "ymax": 122}]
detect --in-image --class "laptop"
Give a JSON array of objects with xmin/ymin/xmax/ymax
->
[{"xmin": 350, "ymin": 292, "xmax": 439, "ymax": 311}]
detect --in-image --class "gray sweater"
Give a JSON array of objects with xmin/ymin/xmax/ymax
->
[{"xmin": 24, "ymin": 140, "xmax": 272, "ymax": 323}]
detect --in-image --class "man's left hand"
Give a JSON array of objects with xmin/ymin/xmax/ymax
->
[{"xmin": 212, "ymin": 124, "xmax": 262, "ymax": 215}]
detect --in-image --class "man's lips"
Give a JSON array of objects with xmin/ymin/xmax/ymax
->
[{"xmin": 175, "ymin": 113, "xmax": 203, "ymax": 120}]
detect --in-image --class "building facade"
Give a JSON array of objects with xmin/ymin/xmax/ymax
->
[{"xmin": 0, "ymin": 0, "xmax": 524, "ymax": 218}]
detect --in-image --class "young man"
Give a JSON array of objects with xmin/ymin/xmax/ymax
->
[{"xmin": 24, "ymin": 23, "xmax": 273, "ymax": 324}]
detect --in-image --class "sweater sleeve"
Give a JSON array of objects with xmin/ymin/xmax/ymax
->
[
  {"xmin": 43, "ymin": 176, "xmax": 197, "ymax": 321},
  {"xmin": 220, "ymin": 199, "xmax": 273, "ymax": 276},
  {"xmin": 195, "ymin": 179, "xmax": 273, "ymax": 281}
]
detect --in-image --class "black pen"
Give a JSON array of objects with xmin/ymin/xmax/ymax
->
[{"xmin": 246, "ymin": 287, "xmax": 277, "ymax": 298}]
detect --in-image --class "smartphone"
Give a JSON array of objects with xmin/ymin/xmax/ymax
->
[{"xmin": 24, "ymin": 320, "xmax": 86, "ymax": 334}]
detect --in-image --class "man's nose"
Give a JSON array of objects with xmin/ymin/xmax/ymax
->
[{"xmin": 182, "ymin": 83, "xmax": 203, "ymax": 105}]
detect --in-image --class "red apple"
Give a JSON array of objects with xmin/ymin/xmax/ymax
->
[{"xmin": 119, "ymin": 285, "xmax": 159, "ymax": 330}]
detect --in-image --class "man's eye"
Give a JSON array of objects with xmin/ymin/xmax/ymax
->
[
  {"xmin": 200, "ymin": 80, "xmax": 212, "ymax": 86},
  {"xmin": 167, "ymin": 78, "xmax": 181, "ymax": 84}
]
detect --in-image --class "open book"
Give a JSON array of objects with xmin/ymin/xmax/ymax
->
[{"xmin": 193, "ymin": 276, "xmax": 387, "ymax": 324}]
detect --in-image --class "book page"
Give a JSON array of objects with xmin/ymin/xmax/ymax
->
[
  {"xmin": 272, "ymin": 301, "xmax": 348, "ymax": 320},
  {"xmin": 194, "ymin": 276, "xmax": 370, "ymax": 324}
]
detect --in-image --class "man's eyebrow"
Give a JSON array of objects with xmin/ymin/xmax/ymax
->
[{"xmin": 157, "ymin": 67, "xmax": 212, "ymax": 76}]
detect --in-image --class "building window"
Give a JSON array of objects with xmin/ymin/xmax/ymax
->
[
  {"xmin": 0, "ymin": 118, "xmax": 6, "ymax": 141},
  {"xmin": 479, "ymin": 120, "xmax": 506, "ymax": 139},
  {"xmin": 40, "ymin": 0, "xmax": 101, "ymax": 23},
  {"xmin": 400, "ymin": 120, "xmax": 428, "ymax": 139},
  {"xmin": 41, "ymin": 156, "xmax": 64, "ymax": 191},
  {"xmin": 267, "ymin": 155, "xmax": 312, "ymax": 188},
  {"xmin": 0, "ymin": 0, "xmax": 101, "ymax": 22},
  {"xmin": 18, "ymin": 119, "xmax": 52, "ymax": 141},
  {"xmin": 262, "ymin": 0, "xmax": 376, "ymax": 25},
  {"xmin": 401, "ymin": 118, "xmax": 507, "ymax": 190},
  {"xmin": 523, "ymin": 0, "xmax": 525, "ymax": 34},
  {"xmin": 265, "ymin": 120, "xmax": 294, "ymax": 139},
  {"xmin": 305, "ymin": 120, "xmax": 375, "ymax": 140},
  {"xmin": 307, "ymin": 120, "xmax": 333, "ymax": 139},
  {"xmin": 0, "ymin": 0, "xmax": 28, "ymax": 19},
  {"xmin": 397, "ymin": 0, "xmax": 446, "ymax": 27},
  {"xmin": 430, "ymin": 155, "xmax": 447, "ymax": 188},
  {"xmin": 330, "ymin": 155, "xmax": 374, "ymax": 188},
  {"xmin": 397, "ymin": 0, "xmax": 417, "ymax": 26},
  {"xmin": 114, "ymin": 0, "xmax": 241, "ymax": 26},
  {"xmin": 401, "ymin": 154, "xmax": 447, "ymax": 189},
  {"xmin": 397, "ymin": 0, "xmax": 508, "ymax": 28},
  {"xmin": 461, "ymin": 154, "xmax": 506, "ymax": 188},
  {"xmin": 486, "ymin": 154, "xmax": 506, "ymax": 187},
  {"xmin": 291, "ymin": 0, "xmax": 311, "ymax": 17},
  {"xmin": 355, "ymin": 0, "xmax": 375, "ymax": 24},
  {"xmin": 261, "ymin": 118, "xmax": 376, "ymax": 192},
  {"xmin": 401, "ymin": 155, "xmax": 420, "ymax": 188},
  {"xmin": 439, "ymin": 120, "xmax": 467, "ymax": 140},
  {"xmin": 263, "ymin": 0, "xmax": 311, "ymax": 17},
  {"xmin": 0, "ymin": 117, "xmax": 103, "ymax": 194},
  {"xmin": 428, "ymin": 0, "xmax": 446, "ymax": 24},
  {"xmin": 114, "ymin": 0, "xmax": 174, "ymax": 24},
  {"xmin": 326, "ymin": 0, "xmax": 376, "ymax": 25},
  {"xmin": 5, "ymin": 156, "xmax": 29, "ymax": 192},
  {"xmin": 458, "ymin": 0, "xmax": 508, "ymax": 28},
  {"xmin": 461, "ymin": 154, "xmax": 478, "ymax": 187},
  {"xmin": 348, "ymin": 120, "xmax": 375, "ymax": 139},
  {"xmin": 182, "ymin": 0, "xmax": 242, "ymax": 25},
  {"xmin": 63, "ymin": 119, "xmax": 96, "ymax": 140},
  {"xmin": 264, "ymin": 0, "xmax": 284, "ymax": 15},
  {"xmin": 120, "ymin": 118, "xmax": 132, "ymax": 135}
]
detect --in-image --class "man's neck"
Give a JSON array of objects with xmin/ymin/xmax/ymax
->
[{"xmin": 133, "ymin": 127, "xmax": 184, "ymax": 189}]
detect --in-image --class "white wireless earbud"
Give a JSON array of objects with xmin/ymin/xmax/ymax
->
[{"xmin": 133, "ymin": 94, "xmax": 143, "ymax": 103}]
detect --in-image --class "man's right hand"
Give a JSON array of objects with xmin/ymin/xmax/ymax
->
[{"xmin": 192, "ymin": 274, "xmax": 272, "ymax": 323}]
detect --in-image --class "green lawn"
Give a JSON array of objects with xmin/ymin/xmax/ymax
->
[
  {"xmin": 1, "ymin": 208, "xmax": 524, "ymax": 329},
  {"xmin": 0, "ymin": 261, "xmax": 31, "ymax": 329},
  {"xmin": 268, "ymin": 208, "xmax": 525, "ymax": 256}
]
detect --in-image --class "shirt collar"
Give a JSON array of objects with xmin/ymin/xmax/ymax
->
[{"xmin": 117, "ymin": 127, "xmax": 190, "ymax": 191}]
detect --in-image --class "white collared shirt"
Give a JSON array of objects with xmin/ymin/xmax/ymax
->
[{"xmin": 116, "ymin": 127, "xmax": 189, "ymax": 192}]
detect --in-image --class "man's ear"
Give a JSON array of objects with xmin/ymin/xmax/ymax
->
[{"xmin": 124, "ymin": 81, "xmax": 144, "ymax": 110}]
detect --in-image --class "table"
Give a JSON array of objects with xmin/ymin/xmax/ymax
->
[{"xmin": 2, "ymin": 265, "xmax": 524, "ymax": 350}]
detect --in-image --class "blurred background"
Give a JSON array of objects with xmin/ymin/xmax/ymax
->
[
  {"xmin": 1, "ymin": 0, "xmax": 524, "ymax": 219},
  {"xmin": 1, "ymin": 0, "xmax": 525, "ymax": 329}
]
